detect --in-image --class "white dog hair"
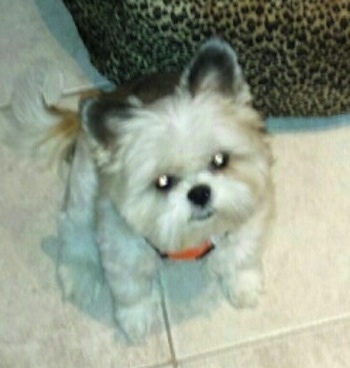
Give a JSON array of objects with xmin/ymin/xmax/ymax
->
[{"xmin": 2, "ymin": 39, "xmax": 273, "ymax": 342}]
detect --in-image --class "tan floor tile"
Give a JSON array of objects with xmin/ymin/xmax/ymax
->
[
  {"xmin": 162, "ymin": 127, "xmax": 350, "ymax": 359},
  {"xmin": 179, "ymin": 318, "xmax": 350, "ymax": 368},
  {"xmin": 0, "ymin": 0, "xmax": 107, "ymax": 106},
  {"xmin": 0, "ymin": 144, "xmax": 171, "ymax": 367}
]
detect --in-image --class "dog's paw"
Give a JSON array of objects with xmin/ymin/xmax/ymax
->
[
  {"xmin": 115, "ymin": 297, "xmax": 158, "ymax": 344},
  {"xmin": 58, "ymin": 262, "xmax": 104, "ymax": 308},
  {"xmin": 224, "ymin": 269, "xmax": 264, "ymax": 309}
]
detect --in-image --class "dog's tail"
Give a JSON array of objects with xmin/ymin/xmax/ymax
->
[{"xmin": 0, "ymin": 59, "xmax": 81, "ymax": 167}]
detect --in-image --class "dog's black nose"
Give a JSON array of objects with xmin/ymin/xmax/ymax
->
[{"xmin": 187, "ymin": 185, "xmax": 211, "ymax": 207}]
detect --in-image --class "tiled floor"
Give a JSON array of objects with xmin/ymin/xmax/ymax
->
[{"xmin": 1, "ymin": 1, "xmax": 350, "ymax": 367}]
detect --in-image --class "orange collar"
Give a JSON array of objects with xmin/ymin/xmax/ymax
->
[{"xmin": 160, "ymin": 240, "xmax": 214, "ymax": 261}]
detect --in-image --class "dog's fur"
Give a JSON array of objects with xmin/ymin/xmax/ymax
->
[{"xmin": 2, "ymin": 39, "xmax": 273, "ymax": 342}]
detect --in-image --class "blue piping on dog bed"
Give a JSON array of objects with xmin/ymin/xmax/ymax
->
[{"xmin": 266, "ymin": 113, "xmax": 350, "ymax": 133}]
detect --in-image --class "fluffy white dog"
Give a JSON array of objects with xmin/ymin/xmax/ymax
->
[{"xmin": 2, "ymin": 39, "xmax": 273, "ymax": 342}]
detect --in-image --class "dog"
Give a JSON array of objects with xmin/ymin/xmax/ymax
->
[{"xmin": 2, "ymin": 38, "xmax": 273, "ymax": 342}]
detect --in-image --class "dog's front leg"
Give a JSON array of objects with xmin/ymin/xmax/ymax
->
[
  {"xmin": 207, "ymin": 210, "xmax": 270, "ymax": 309},
  {"xmin": 208, "ymin": 234, "xmax": 264, "ymax": 308},
  {"xmin": 97, "ymin": 198, "xmax": 159, "ymax": 342}
]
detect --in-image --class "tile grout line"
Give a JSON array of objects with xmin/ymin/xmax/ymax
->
[
  {"xmin": 159, "ymin": 270, "xmax": 179, "ymax": 368},
  {"xmin": 142, "ymin": 361, "xmax": 176, "ymax": 368},
  {"xmin": 177, "ymin": 311, "xmax": 350, "ymax": 366}
]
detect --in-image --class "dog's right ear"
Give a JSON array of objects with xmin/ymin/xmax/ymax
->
[
  {"xmin": 80, "ymin": 96, "xmax": 132, "ymax": 145},
  {"xmin": 80, "ymin": 96, "xmax": 136, "ymax": 165},
  {"xmin": 80, "ymin": 94, "xmax": 141, "ymax": 144}
]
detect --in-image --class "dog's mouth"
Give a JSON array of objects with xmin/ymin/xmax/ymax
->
[{"xmin": 191, "ymin": 209, "xmax": 215, "ymax": 222}]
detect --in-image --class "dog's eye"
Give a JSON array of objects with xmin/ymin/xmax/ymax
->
[
  {"xmin": 210, "ymin": 152, "xmax": 230, "ymax": 170},
  {"xmin": 155, "ymin": 175, "xmax": 177, "ymax": 191}
]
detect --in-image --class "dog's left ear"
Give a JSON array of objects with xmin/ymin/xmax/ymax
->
[{"xmin": 181, "ymin": 38, "xmax": 252, "ymax": 105}]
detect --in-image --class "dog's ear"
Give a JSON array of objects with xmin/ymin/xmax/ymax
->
[
  {"xmin": 80, "ymin": 96, "xmax": 135, "ymax": 146},
  {"xmin": 80, "ymin": 96, "xmax": 137, "ymax": 165},
  {"xmin": 181, "ymin": 38, "xmax": 252, "ymax": 105}
]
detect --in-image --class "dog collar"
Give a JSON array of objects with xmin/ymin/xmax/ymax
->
[{"xmin": 157, "ymin": 240, "xmax": 215, "ymax": 261}]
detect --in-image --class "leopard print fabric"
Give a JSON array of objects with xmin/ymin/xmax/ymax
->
[{"xmin": 63, "ymin": 0, "xmax": 350, "ymax": 117}]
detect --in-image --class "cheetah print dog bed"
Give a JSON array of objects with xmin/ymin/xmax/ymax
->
[{"xmin": 62, "ymin": 0, "xmax": 350, "ymax": 117}]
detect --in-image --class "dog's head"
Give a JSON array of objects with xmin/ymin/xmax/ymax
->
[{"xmin": 81, "ymin": 39, "xmax": 271, "ymax": 253}]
